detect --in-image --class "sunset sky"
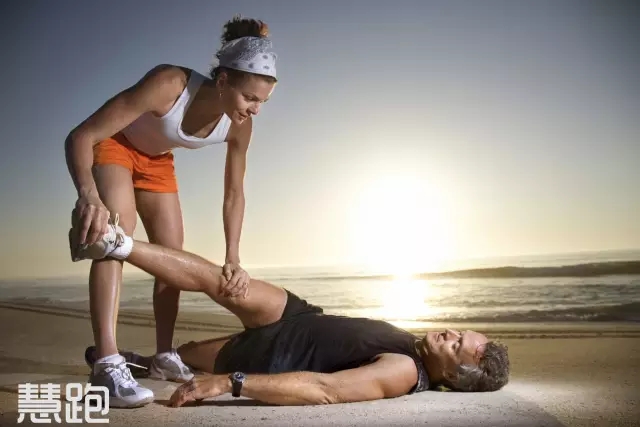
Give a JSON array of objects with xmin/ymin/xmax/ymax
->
[{"xmin": 1, "ymin": 1, "xmax": 638, "ymax": 279}]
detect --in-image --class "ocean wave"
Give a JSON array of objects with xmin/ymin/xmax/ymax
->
[
  {"xmin": 439, "ymin": 302, "xmax": 640, "ymax": 323},
  {"xmin": 269, "ymin": 260, "xmax": 640, "ymax": 281},
  {"xmin": 3, "ymin": 296, "xmax": 639, "ymax": 324}
]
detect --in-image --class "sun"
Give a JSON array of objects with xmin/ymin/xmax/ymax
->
[{"xmin": 350, "ymin": 173, "xmax": 456, "ymax": 276}]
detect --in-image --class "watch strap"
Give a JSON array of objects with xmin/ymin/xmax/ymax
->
[{"xmin": 230, "ymin": 372, "xmax": 245, "ymax": 397}]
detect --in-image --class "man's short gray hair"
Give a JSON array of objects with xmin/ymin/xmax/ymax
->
[{"xmin": 449, "ymin": 341, "xmax": 510, "ymax": 392}]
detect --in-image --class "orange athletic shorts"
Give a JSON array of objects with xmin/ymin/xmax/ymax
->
[{"xmin": 93, "ymin": 132, "xmax": 178, "ymax": 193}]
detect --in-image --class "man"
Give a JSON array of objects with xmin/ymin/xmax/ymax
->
[{"xmin": 70, "ymin": 218, "xmax": 510, "ymax": 407}]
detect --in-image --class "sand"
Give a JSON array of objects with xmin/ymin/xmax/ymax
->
[{"xmin": 0, "ymin": 301, "xmax": 639, "ymax": 426}]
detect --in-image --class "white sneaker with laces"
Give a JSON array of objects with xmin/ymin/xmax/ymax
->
[
  {"xmin": 69, "ymin": 213, "xmax": 133, "ymax": 261},
  {"xmin": 149, "ymin": 349, "xmax": 195, "ymax": 383},
  {"xmin": 89, "ymin": 355, "xmax": 154, "ymax": 408}
]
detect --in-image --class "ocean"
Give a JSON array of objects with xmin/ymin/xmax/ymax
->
[{"xmin": 1, "ymin": 249, "xmax": 639, "ymax": 328}]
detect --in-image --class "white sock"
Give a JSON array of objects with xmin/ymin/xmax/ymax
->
[{"xmin": 111, "ymin": 236, "xmax": 134, "ymax": 260}]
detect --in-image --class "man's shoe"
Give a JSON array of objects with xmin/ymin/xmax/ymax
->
[
  {"xmin": 88, "ymin": 355, "xmax": 154, "ymax": 408},
  {"xmin": 69, "ymin": 213, "xmax": 132, "ymax": 262},
  {"xmin": 149, "ymin": 349, "xmax": 195, "ymax": 383}
]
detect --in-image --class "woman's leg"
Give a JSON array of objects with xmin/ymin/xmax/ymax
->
[
  {"xmin": 135, "ymin": 190, "xmax": 184, "ymax": 355},
  {"xmin": 90, "ymin": 164, "xmax": 138, "ymax": 359},
  {"xmin": 78, "ymin": 136, "xmax": 155, "ymax": 408},
  {"xmin": 134, "ymin": 189, "xmax": 196, "ymax": 382},
  {"xmin": 128, "ymin": 149, "xmax": 199, "ymax": 382}
]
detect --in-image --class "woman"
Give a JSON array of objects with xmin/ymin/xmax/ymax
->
[{"xmin": 64, "ymin": 15, "xmax": 278, "ymax": 408}]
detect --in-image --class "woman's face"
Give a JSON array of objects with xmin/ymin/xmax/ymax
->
[{"xmin": 219, "ymin": 73, "xmax": 276, "ymax": 125}]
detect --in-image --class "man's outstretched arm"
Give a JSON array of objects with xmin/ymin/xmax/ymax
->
[{"xmin": 169, "ymin": 353, "xmax": 418, "ymax": 407}]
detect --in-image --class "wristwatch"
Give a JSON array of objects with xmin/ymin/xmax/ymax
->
[{"xmin": 229, "ymin": 372, "xmax": 246, "ymax": 397}]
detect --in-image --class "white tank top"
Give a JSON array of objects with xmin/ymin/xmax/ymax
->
[{"xmin": 121, "ymin": 71, "xmax": 232, "ymax": 156}]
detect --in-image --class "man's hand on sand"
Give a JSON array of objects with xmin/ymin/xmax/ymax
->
[
  {"xmin": 169, "ymin": 376, "xmax": 227, "ymax": 407},
  {"xmin": 222, "ymin": 263, "xmax": 250, "ymax": 298}
]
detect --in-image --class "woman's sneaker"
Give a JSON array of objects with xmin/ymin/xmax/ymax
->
[
  {"xmin": 149, "ymin": 349, "xmax": 195, "ymax": 383},
  {"xmin": 89, "ymin": 355, "xmax": 154, "ymax": 408}
]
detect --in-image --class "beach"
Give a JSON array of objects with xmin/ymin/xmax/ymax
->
[
  {"xmin": 3, "ymin": 1, "xmax": 639, "ymax": 425},
  {"xmin": 0, "ymin": 301, "xmax": 638, "ymax": 426}
]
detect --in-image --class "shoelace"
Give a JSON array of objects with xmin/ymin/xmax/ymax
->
[{"xmin": 105, "ymin": 213, "xmax": 125, "ymax": 250}]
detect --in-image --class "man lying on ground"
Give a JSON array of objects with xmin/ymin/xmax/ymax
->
[{"xmin": 70, "ymin": 218, "xmax": 510, "ymax": 408}]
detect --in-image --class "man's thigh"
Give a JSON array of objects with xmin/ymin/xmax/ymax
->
[{"xmin": 177, "ymin": 334, "xmax": 239, "ymax": 374}]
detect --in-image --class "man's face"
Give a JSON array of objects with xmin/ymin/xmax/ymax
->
[{"xmin": 420, "ymin": 329, "xmax": 489, "ymax": 383}]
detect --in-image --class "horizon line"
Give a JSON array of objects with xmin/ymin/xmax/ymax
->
[{"xmin": 2, "ymin": 247, "xmax": 639, "ymax": 282}]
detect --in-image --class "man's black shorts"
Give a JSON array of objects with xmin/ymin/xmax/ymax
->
[{"xmin": 213, "ymin": 290, "xmax": 322, "ymax": 374}]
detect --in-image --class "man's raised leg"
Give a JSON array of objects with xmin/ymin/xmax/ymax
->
[{"xmin": 74, "ymin": 224, "xmax": 288, "ymax": 329}]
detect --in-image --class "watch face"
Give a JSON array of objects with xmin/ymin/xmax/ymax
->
[{"xmin": 233, "ymin": 372, "xmax": 246, "ymax": 382}]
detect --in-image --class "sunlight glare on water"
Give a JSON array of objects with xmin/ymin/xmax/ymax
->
[{"xmin": 369, "ymin": 277, "xmax": 443, "ymax": 322}]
